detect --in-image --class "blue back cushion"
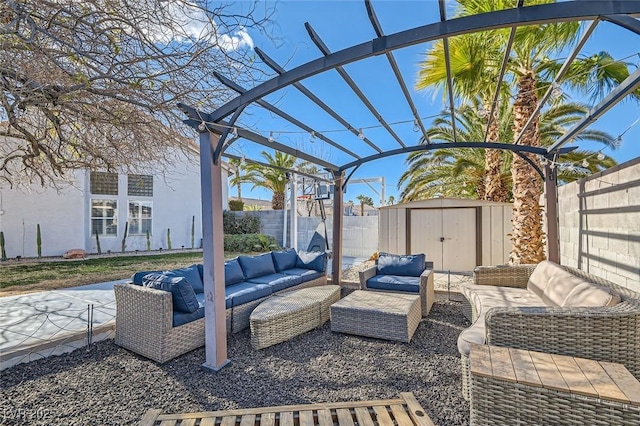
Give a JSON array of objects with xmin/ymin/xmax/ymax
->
[
  {"xmin": 296, "ymin": 250, "xmax": 327, "ymax": 272},
  {"xmin": 164, "ymin": 264, "xmax": 204, "ymax": 293},
  {"xmin": 237, "ymin": 253, "xmax": 277, "ymax": 279},
  {"xmin": 377, "ymin": 252, "xmax": 425, "ymax": 277},
  {"xmin": 224, "ymin": 259, "xmax": 245, "ymax": 286},
  {"xmin": 271, "ymin": 249, "xmax": 298, "ymax": 272},
  {"xmin": 143, "ymin": 273, "xmax": 199, "ymax": 313}
]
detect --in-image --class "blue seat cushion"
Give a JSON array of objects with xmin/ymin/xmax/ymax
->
[
  {"xmin": 246, "ymin": 273, "xmax": 303, "ymax": 292},
  {"xmin": 224, "ymin": 258, "xmax": 245, "ymax": 286},
  {"xmin": 366, "ymin": 274, "xmax": 421, "ymax": 293},
  {"xmin": 225, "ymin": 282, "xmax": 272, "ymax": 308},
  {"xmin": 238, "ymin": 253, "xmax": 277, "ymax": 279},
  {"xmin": 164, "ymin": 264, "xmax": 204, "ymax": 293},
  {"xmin": 271, "ymin": 249, "xmax": 298, "ymax": 272},
  {"xmin": 143, "ymin": 273, "xmax": 200, "ymax": 313},
  {"xmin": 131, "ymin": 270, "xmax": 162, "ymax": 285},
  {"xmin": 281, "ymin": 268, "xmax": 324, "ymax": 283},
  {"xmin": 377, "ymin": 253, "xmax": 425, "ymax": 277},
  {"xmin": 296, "ymin": 250, "xmax": 327, "ymax": 272},
  {"xmin": 173, "ymin": 293, "xmax": 206, "ymax": 327}
]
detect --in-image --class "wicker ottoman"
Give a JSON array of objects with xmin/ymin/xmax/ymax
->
[
  {"xmin": 330, "ymin": 290, "xmax": 421, "ymax": 343},
  {"xmin": 250, "ymin": 285, "xmax": 341, "ymax": 349}
]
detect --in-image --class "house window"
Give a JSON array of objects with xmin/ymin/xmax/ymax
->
[
  {"xmin": 90, "ymin": 172, "xmax": 118, "ymax": 195},
  {"xmin": 91, "ymin": 200, "xmax": 118, "ymax": 236},
  {"xmin": 128, "ymin": 174, "xmax": 153, "ymax": 197},
  {"xmin": 128, "ymin": 201, "xmax": 152, "ymax": 235}
]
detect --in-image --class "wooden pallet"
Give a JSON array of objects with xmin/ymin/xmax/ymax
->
[{"xmin": 140, "ymin": 392, "xmax": 434, "ymax": 426}]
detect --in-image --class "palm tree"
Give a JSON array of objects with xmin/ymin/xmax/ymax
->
[
  {"xmin": 245, "ymin": 151, "xmax": 296, "ymax": 210},
  {"xmin": 355, "ymin": 195, "xmax": 374, "ymax": 216},
  {"xmin": 228, "ymin": 158, "xmax": 254, "ymax": 202},
  {"xmin": 399, "ymin": 102, "xmax": 617, "ymax": 202}
]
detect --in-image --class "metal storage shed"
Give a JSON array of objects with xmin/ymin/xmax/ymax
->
[{"xmin": 379, "ymin": 198, "xmax": 513, "ymax": 272}]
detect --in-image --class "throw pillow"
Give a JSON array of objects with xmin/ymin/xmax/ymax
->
[
  {"xmin": 296, "ymin": 250, "xmax": 327, "ymax": 272},
  {"xmin": 143, "ymin": 273, "xmax": 199, "ymax": 313},
  {"xmin": 376, "ymin": 252, "xmax": 425, "ymax": 277},
  {"xmin": 224, "ymin": 258, "xmax": 245, "ymax": 286},
  {"xmin": 164, "ymin": 264, "xmax": 204, "ymax": 293},
  {"xmin": 271, "ymin": 248, "xmax": 298, "ymax": 272},
  {"xmin": 237, "ymin": 253, "xmax": 277, "ymax": 279}
]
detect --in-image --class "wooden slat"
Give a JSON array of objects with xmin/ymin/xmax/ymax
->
[
  {"xmin": 354, "ymin": 407, "xmax": 375, "ymax": 426},
  {"xmin": 508, "ymin": 348, "xmax": 542, "ymax": 388},
  {"xmin": 280, "ymin": 411, "xmax": 294, "ymax": 426},
  {"xmin": 317, "ymin": 409, "xmax": 333, "ymax": 426},
  {"xmin": 299, "ymin": 410, "xmax": 315, "ymax": 426},
  {"xmin": 372, "ymin": 406, "xmax": 394, "ymax": 426},
  {"xmin": 240, "ymin": 414, "xmax": 255, "ymax": 426},
  {"xmin": 260, "ymin": 412, "xmax": 275, "ymax": 426},
  {"xmin": 139, "ymin": 409, "xmax": 163, "ymax": 426},
  {"xmin": 400, "ymin": 392, "xmax": 435, "ymax": 426},
  {"xmin": 599, "ymin": 361, "xmax": 640, "ymax": 406},
  {"xmin": 575, "ymin": 358, "xmax": 629, "ymax": 403},
  {"xmin": 551, "ymin": 354, "xmax": 597, "ymax": 398},
  {"xmin": 336, "ymin": 408, "xmax": 354, "ymax": 426},
  {"xmin": 529, "ymin": 351, "xmax": 569, "ymax": 392},
  {"xmin": 159, "ymin": 420, "xmax": 177, "ymax": 426},
  {"xmin": 489, "ymin": 346, "xmax": 516, "ymax": 383},
  {"xmin": 221, "ymin": 415, "xmax": 237, "ymax": 426},
  {"xmin": 180, "ymin": 419, "xmax": 196, "ymax": 426},
  {"xmin": 200, "ymin": 417, "xmax": 217, "ymax": 426},
  {"xmin": 469, "ymin": 344, "xmax": 492, "ymax": 378},
  {"xmin": 389, "ymin": 404, "xmax": 413, "ymax": 426}
]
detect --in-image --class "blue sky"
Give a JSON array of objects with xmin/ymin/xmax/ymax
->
[{"xmin": 222, "ymin": 1, "xmax": 640, "ymax": 205}]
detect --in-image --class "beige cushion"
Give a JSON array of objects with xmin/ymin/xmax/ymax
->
[
  {"xmin": 562, "ymin": 282, "xmax": 621, "ymax": 307},
  {"xmin": 542, "ymin": 272, "xmax": 590, "ymax": 306},
  {"xmin": 527, "ymin": 260, "xmax": 567, "ymax": 298}
]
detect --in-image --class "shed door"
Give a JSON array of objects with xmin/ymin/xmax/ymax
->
[{"xmin": 409, "ymin": 208, "xmax": 477, "ymax": 272}]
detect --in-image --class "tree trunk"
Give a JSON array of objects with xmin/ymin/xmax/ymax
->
[
  {"xmin": 360, "ymin": 203, "xmax": 364, "ymax": 216},
  {"xmin": 272, "ymin": 192, "xmax": 285, "ymax": 210},
  {"xmin": 484, "ymin": 110, "xmax": 509, "ymax": 202},
  {"xmin": 510, "ymin": 71, "xmax": 545, "ymax": 264},
  {"xmin": 237, "ymin": 183, "xmax": 242, "ymax": 202}
]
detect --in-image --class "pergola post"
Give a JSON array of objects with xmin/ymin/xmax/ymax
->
[
  {"xmin": 544, "ymin": 163, "xmax": 560, "ymax": 263},
  {"xmin": 331, "ymin": 171, "xmax": 344, "ymax": 285},
  {"xmin": 199, "ymin": 131, "xmax": 229, "ymax": 371}
]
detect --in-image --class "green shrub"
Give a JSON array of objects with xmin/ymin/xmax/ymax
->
[
  {"xmin": 223, "ymin": 233, "xmax": 279, "ymax": 253},
  {"xmin": 223, "ymin": 212, "xmax": 260, "ymax": 234},
  {"xmin": 228, "ymin": 199, "xmax": 244, "ymax": 211}
]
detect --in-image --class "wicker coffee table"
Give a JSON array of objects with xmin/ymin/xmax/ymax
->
[
  {"xmin": 250, "ymin": 285, "xmax": 341, "ymax": 349},
  {"xmin": 330, "ymin": 290, "xmax": 421, "ymax": 343}
]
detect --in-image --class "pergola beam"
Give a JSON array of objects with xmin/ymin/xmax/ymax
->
[
  {"xmin": 364, "ymin": 0, "xmax": 431, "ymax": 144},
  {"xmin": 602, "ymin": 14, "xmax": 640, "ymax": 35},
  {"xmin": 213, "ymin": 72, "xmax": 361, "ymax": 160},
  {"xmin": 223, "ymin": 153, "xmax": 333, "ymax": 183},
  {"xmin": 255, "ymin": 48, "xmax": 383, "ymax": 154},
  {"xmin": 206, "ymin": 2, "xmax": 640, "ymax": 128},
  {"xmin": 439, "ymin": 0, "xmax": 458, "ymax": 142},
  {"xmin": 514, "ymin": 18, "xmax": 600, "ymax": 145},
  {"xmin": 547, "ymin": 66, "xmax": 640, "ymax": 153},
  {"xmin": 306, "ymin": 22, "xmax": 406, "ymax": 149}
]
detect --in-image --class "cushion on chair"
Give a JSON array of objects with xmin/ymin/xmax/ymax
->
[
  {"xmin": 561, "ymin": 282, "xmax": 621, "ymax": 307},
  {"xmin": 527, "ymin": 260, "xmax": 567, "ymax": 299},
  {"xmin": 225, "ymin": 282, "xmax": 272, "ymax": 308},
  {"xmin": 238, "ymin": 253, "xmax": 277, "ymax": 279},
  {"xmin": 143, "ymin": 273, "xmax": 200, "ymax": 313},
  {"xmin": 376, "ymin": 253, "xmax": 425, "ymax": 277},
  {"xmin": 246, "ymin": 273, "xmax": 303, "ymax": 292},
  {"xmin": 296, "ymin": 250, "xmax": 327, "ymax": 272},
  {"xmin": 281, "ymin": 267, "xmax": 324, "ymax": 282},
  {"xmin": 164, "ymin": 265, "xmax": 204, "ymax": 293},
  {"xmin": 224, "ymin": 258, "xmax": 245, "ymax": 286},
  {"xmin": 131, "ymin": 270, "xmax": 162, "ymax": 285},
  {"xmin": 271, "ymin": 249, "xmax": 298, "ymax": 272},
  {"xmin": 173, "ymin": 293, "xmax": 206, "ymax": 327},
  {"xmin": 366, "ymin": 274, "xmax": 421, "ymax": 293}
]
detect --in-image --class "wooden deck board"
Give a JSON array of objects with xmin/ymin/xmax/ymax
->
[{"xmin": 140, "ymin": 393, "xmax": 433, "ymax": 426}]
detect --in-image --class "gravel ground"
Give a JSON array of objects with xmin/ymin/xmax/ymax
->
[{"xmin": 1, "ymin": 301, "xmax": 470, "ymax": 426}]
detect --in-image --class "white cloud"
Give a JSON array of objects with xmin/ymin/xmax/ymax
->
[{"xmin": 218, "ymin": 27, "xmax": 254, "ymax": 52}]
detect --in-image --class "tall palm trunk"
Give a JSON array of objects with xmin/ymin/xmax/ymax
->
[
  {"xmin": 236, "ymin": 182, "xmax": 242, "ymax": 202},
  {"xmin": 510, "ymin": 71, "xmax": 545, "ymax": 264},
  {"xmin": 272, "ymin": 192, "xmax": 285, "ymax": 210},
  {"xmin": 484, "ymin": 110, "xmax": 509, "ymax": 202}
]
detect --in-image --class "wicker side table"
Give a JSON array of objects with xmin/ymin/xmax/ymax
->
[
  {"xmin": 330, "ymin": 290, "xmax": 421, "ymax": 343},
  {"xmin": 250, "ymin": 285, "xmax": 340, "ymax": 349},
  {"xmin": 469, "ymin": 344, "xmax": 640, "ymax": 425}
]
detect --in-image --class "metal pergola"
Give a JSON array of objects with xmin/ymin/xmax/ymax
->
[{"xmin": 178, "ymin": 1, "xmax": 640, "ymax": 370}]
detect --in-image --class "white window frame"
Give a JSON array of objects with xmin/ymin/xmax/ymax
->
[
  {"xmin": 128, "ymin": 200, "xmax": 153, "ymax": 235},
  {"xmin": 91, "ymin": 199, "xmax": 118, "ymax": 237}
]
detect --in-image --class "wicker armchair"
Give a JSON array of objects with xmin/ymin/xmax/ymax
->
[
  {"xmin": 359, "ymin": 261, "xmax": 434, "ymax": 316},
  {"xmin": 460, "ymin": 263, "xmax": 640, "ymax": 399}
]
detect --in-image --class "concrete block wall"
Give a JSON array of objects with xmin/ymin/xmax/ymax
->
[{"xmin": 558, "ymin": 157, "xmax": 640, "ymax": 293}]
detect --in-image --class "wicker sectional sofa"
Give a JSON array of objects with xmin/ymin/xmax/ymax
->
[
  {"xmin": 114, "ymin": 249, "xmax": 327, "ymax": 363},
  {"xmin": 458, "ymin": 260, "xmax": 640, "ymax": 399}
]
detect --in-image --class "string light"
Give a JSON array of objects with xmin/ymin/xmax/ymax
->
[
  {"xmin": 550, "ymin": 82, "xmax": 563, "ymax": 100},
  {"xmin": 231, "ymin": 127, "xmax": 238, "ymax": 138},
  {"xmin": 597, "ymin": 152, "xmax": 605, "ymax": 160},
  {"xmin": 413, "ymin": 119, "xmax": 420, "ymax": 132},
  {"xmin": 477, "ymin": 107, "xmax": 488, "ymax": 119},
  {"xmin": 357, "ymin": 128, "xmax": 365, "ymax": 140},
  {"xmin": 582, "ymin": 159, "xmax": 589, "ymax": 168},
  {"xmin": 268, "ymin": 131, "xmax": 275, "ymax": 143},
  {"xmin": 310, "ymin": 131, "xmax": 316, "ymax": 143},
  {"xmin": 240, "ymin": 155, "xmax": 246, "ymax": 165},
  {"xmin": 198, "ymin": 122, "xmax": 206, "ymax": 131}
]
